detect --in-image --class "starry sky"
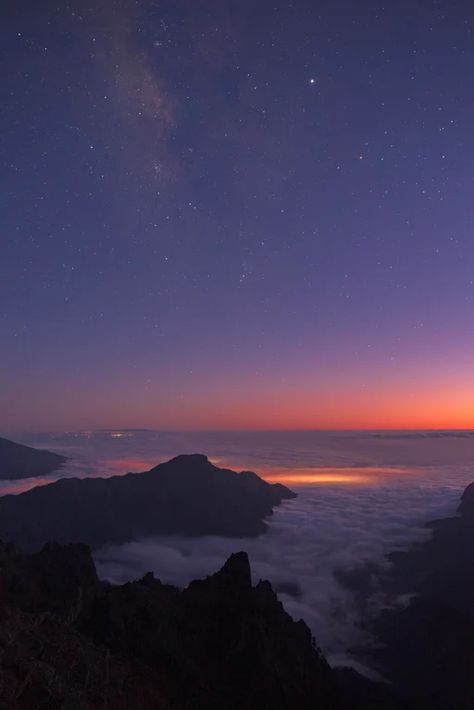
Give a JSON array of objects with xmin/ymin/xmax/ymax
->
[{"xmin": 2, "ymin": 0, "xmax": 474, "ymax": 432}]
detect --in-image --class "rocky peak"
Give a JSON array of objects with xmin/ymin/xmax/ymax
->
[
  {"xmin": 0, "ymin": 538, "xmax": 405, "ymax": 708},
  {"xmin": 219, "ymin": 550, "xmax": 252, "ymax": 582},
  {"xmin": 163, "ymin": 453, "xmax": 210, "ymax": 467},
  {"xmin": 203, "ymin": 550, "xmax": 252, "ymax": 589},
  {"xmin": 0, "ymin": 454, "xmax": 295, "ymax": 551}
]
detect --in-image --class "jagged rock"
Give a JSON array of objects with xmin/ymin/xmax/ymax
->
[{"xmin": 0, "ymin": 541, "xmax": 343, "ymax": 709}]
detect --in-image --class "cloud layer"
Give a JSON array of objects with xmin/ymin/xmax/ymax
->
[
  {"xmin": 95, "ymin": 463, "xmax": 472, "ymax": 668},
  {"xmin": 6, "ymin": 429, "xmax": 474, "ymax": 668}
]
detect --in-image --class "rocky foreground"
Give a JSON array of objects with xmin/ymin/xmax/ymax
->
[
  {"xmin": 1, "ymin": 451, "xmax": 472, "ymax": 709},
  {"xmin": 0, "ymin": 541, "xmax": 400, "ymax": 710},
  {"xmin": 0, "ymin": 454, "xmax": 295, "ymax": 550}
]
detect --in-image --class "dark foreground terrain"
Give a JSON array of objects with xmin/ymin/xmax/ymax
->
[
  {"xmin": 343, "ymin": 481, "xmax": 474, "ymax": 710},
  {"xmin": 0, "ymin": 541, "xmax": 400, "ymax": 710},
  {"xmin": 0, "ymin": 447, "xmax": 471, "ymax": 709},
  {"xmin": 0, "ymin": 454, "xmax": 294, "ymax": 550},
  {"xmin": 0, "ymin": 436, "xmax": 67, "ymax": 480}
]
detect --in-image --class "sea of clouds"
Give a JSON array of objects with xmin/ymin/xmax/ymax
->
[
  {"xmin": 8, "ymin": 429, "xmax": 474, "ymax": 668},
  {"xmin": 94, "ymin": 469, "xmax": 470, "ymax": 668}
]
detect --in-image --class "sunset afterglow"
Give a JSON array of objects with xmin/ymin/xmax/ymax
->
[{"xmin": 2, "ymin": 2, "xmax": 474, "ymax": 434}]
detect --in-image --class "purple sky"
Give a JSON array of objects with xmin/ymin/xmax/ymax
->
[{"xmin": 2, "ymin": 0, "xmax": 474, "ymax": 431}]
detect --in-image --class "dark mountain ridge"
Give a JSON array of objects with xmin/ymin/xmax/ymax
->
[
  {"xmin": 344, "ymin": 480, "xmax": 474, "ymax": 710},
  {"xmin": 0, "ymin": 539, "xmax": 400, "ymax": 709},
  {"xmin": 0, "ymin": 436, "xmax": 67, "ymax": 480},
  {"xmin": 0, "ymin": 454, "xmax": 295, "ymax": 551}
]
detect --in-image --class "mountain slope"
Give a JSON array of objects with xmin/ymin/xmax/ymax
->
[
  {"xmin": 0, "ymin": 454, "xmax": 295, "ymax": 550},
  {"xmin": 0, "ymin": 541, "xmax": 402, "ymax": 709},
  {"xmin": 346, "ymin": 480, "xmax": 474, "ymax": 710},
  {"xmin": 0, "ymin": 541, "xmax": 337, "ymax": 709},
  {"xmin": 0, "ymin": 436, "xmax": 67, "ymax": 480}
]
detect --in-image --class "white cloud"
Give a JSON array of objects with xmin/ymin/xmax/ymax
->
[
  {"xmin": 95, "ymin": 470, "xmax": 469, "ymax": 667},
  {"xmin": 8, "ymin": 429, "xmax": 474, "ymax": 668}
]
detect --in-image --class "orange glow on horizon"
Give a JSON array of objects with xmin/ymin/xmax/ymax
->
[
  {"xmin": 4, "ymin": 360, "xmax": 474, "ymax": 433},
  {"xmin": 101, "ymin": 376, "xmax": 474, "ymax": 432}
]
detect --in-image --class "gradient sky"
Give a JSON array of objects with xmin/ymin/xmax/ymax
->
[{"xmin": 2, "ymin": 0, "xmax": 474, "ymax": 432}]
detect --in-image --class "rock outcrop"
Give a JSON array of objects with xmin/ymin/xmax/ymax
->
[{"xmin": 0, "ymin": 542, "xmax": 341, "ymax": 709}]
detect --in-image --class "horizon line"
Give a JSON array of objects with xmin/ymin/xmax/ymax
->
[{"xmin": 5, "ymin": 426, "xmax": 474, "ymax": 436}]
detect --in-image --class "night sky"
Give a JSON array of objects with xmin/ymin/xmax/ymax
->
[{"xmin": 2, "ymin": 0, "xmax": 474, "ymax": 432}]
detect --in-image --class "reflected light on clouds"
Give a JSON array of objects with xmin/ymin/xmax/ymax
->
[{"xmin": 262, "ymin": 466, "xmax": 418, "ymax": 486}]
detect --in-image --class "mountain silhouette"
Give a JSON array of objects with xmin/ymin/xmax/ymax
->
[
  {"xmin": 0, "ymin": 436, "xmax": 67, "ymax": 480},
  {"xmin": 342, "ymin": 480, "xmax": 474, "ymax": 710},
  {"xmin": 0, "ymin": 453, "xmax": 295, "ymax": 550},
  {"xmin": 0, "ymin": 540, "xmax": 401, "ymax": 709}
]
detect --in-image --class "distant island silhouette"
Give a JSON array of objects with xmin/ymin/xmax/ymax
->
[
  {"xmin": 0, "ymin": 436, "xmax": 67, "ymax": 480},
  {"xmin": 0, "ymin": 453, "xmax": 295, "ymax": 551}
]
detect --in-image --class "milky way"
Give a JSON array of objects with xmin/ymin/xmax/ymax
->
[{"xmin": 2, "ymin": 1, "xmax": 474, "ymax": 430}]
